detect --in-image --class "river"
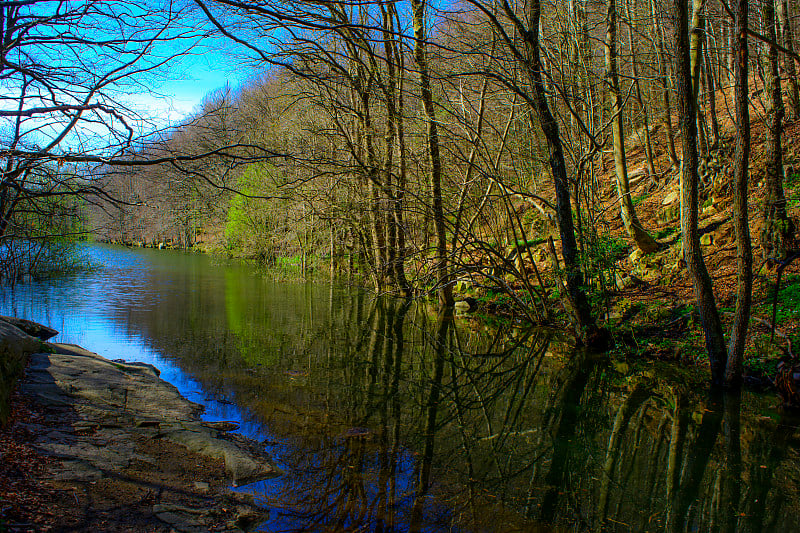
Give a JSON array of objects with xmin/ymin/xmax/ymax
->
[{"xmin": 2, "ymin": 243, "xmax": 799, "ymax": 532}]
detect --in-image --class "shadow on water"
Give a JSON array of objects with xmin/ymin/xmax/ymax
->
[{"xmin": 3, "ymin": 244, "xmax": 800, "ymax": 532}]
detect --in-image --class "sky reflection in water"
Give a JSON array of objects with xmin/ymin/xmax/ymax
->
[{"xmin": 2, "ymin": 244, "xmax": 799, "ymax": 532}]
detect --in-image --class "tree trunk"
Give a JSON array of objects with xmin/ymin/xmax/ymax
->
[
  {"xmin": 410, "ymin": 0, "xmax": 453, "ymax": 307},
  {"xmin": 368, "ymin": 173, "xmax": 385, "ymax": 287},
  {"xmin": 654, "ymin": 0, "xmax": 680, "ymax": 170},
  {"xmin": 524, "ymin": 0, "xmax": 595, "ymax": 338},
  {"xmin": 725, "ymin": 0, "xmax": 753, "ymax": 388},
  {"xmin": 626, "ymin": 0, "xmax": 657, "ymax": 180},
  {"xmin": 606, "ymin": 0, "xmax": 659, "ymax": 253},
  {"xmin": 690, "ymin": 0, "xmax": 707, "ymax": 171},
  {"xmin": 762, "ymin": 0, "xmax": 792, "ymax": 262},
  {"xmin": 703, "ymin": 42, "xmax": 720, "ymax": 149},
  {"xmin": 382, "ymin": 1, "xmax": 411, "ymax": 296},
  {"xmin": 778, "ymin": 0, "xmax": 800, "ymax": 118},
  {"xmin": 673, "ymin": 0, "xmax": 727, "ymax": 386}
]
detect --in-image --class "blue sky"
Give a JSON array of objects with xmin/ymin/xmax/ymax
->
[{"xmin": 130, "ymin": 37, "xmax": 252, "ymax": 126}]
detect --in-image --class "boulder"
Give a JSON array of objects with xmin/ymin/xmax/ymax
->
[
  {"xmin": 0, "ymin": 316, "xmax": 58, "ymax": 340},
  {"xmin": 662, "ymin": 190, "xmax": 679, "ymax": 206},
  {"xmin": 0, "ymin": 320, "xmax": 46, "ymax": 424},
  {"xmin": 454, "ymin": 297, "xmax": 478, "ymax": 313},
  {"xmin": 628, "ymin": 248, "xmax": 643, "ymax": 263}
]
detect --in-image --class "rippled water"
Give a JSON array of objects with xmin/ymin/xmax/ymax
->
[{"xmin": 2, "ymin": 244, "xmax": 799, "ymax": 532}]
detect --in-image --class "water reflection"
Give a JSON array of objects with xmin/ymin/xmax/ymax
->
[{"xmin": 2, "ymin": 245, "xmax": 800, "ymax": 532}]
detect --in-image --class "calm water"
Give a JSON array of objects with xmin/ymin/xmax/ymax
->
[{"xmin": 2, "ymin": 244, "xmax": 799, "ymax": 532}]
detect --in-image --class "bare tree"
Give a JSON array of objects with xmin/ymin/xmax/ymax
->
[
  {"xmin": 673, "ymin": 0, "xmax": 726, "ymax": 385},
  {"xmin": 761, "ymin": 0, "xmax": 793, "ymax": 262},
  {"xmin": 605, "ymin": 0, "xmax": 659, "ymax": 253},
  {"xmin": 725, "ymin": 0, "xmax": 752, "ymax": 387},
  {"xmin": 0, "ymin": 0, "xmax": 207, "ymax": 243}
]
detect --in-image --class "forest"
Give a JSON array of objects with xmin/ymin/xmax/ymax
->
[{"xmin": 2, "ymin": 0, "xmax": 800, "ymax": 392}]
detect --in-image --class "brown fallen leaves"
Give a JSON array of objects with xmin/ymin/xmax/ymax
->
[{"xmin": 0, "ymin": 389, "xmax": 71, "ymax": 532}]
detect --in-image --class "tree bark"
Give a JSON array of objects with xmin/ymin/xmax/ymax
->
[
  {"xmin": 673, "ymin": 0, "xmax": 727, "ymax": 386},
  {"xmin": 626, "ymin": 0, "xmax": 657, "ymax": 180},
  {"xmin": 524, "ymin": 0, "xmax": 595, "ymax": 337},
  {"xmin": 762, "ymin": 0, "xmax": 792, "ymax": 263},
  {"xmin": 690, "ymin": 0, "xmax": 708, "ymax": 171},
  {"xmin": 654, "ymin": 0, "xmax": 680, "ymax": 170},
  {"xmin": 410, "ymin": 0, "xmax": 453, "ymax": 307},
  {"xmin": 606, "ymin": 0, "xmax": 659, "ymax": 253},
  {"xmin": 725, "ymin": 0, "xmax": 752, "ymax": 388},
  {"xmin": 778, "ymin": 0, "xmax": 800, "ymax": 118},
  {"xmin": 703, "ymin": 43, "xmax": 720, "ymax": 148},
  {"xmin": 381, "ymin": 0, "xmax": 411, "ymax": 296}
]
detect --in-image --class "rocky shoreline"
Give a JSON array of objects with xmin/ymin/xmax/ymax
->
[{"xmin": 0, "ymin": 318, "xmax": 279, "ymax": 532}]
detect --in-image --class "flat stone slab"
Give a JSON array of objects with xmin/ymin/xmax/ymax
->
[{"xmin": 21, "ymin": 345, "xmax": 281, "ymax": 486}]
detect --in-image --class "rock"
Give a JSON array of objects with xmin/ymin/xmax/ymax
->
[
  {"xmin": 193, "ymin": 481, "xmax": 210, "ymax": 492},
  {"xmin": 453, "ymin": 279, "xmax": 472, "ymax": 293},
  {"xmin": 228, "ymin": 504, "xmax": 268, "ymax": 532},
  {"xmin": 658, "ymin": 205, "xmax": 680, "ymax": 224},
  {"xmin": 623, "ymin": 273, "xmax": 647, "ymax": 287},
  {"xmin": 628, "ymin": 248, "xmax": 643, "ymax": 263},
  {"xmin": 700, "ymin": 234, "xmax": 714, "ymax": 246},
  {"xmin": 0, "ymin": 316, "xmax": 58, "ymax": 340},
  {"xmin": 454, "ymin": 297, "xmax": 478, "ymax": 313},
  {"xmin": 0, "ymin": 320, "xmax": 46, "ymax": 424},
  {"xmin": 0, "ymin": 320, "xmax": 43, "ymax": 361},
  {"xmin": 153, "ymin": 504, "xmax": 209, "ymax": 533},
  {"xmin": 202, "ymin": 421, "xmax": 240, "ymax": 432},
  {"xmin": 615, "ymin": 274, "xmax": 636, "ymax": 290},
  {"xmin": 629, "ymin": 167, "xmax": 647, "ymax": 186},
  {"xmin": 20, "ymin": 349, "xmax": 281, "ymax": 486},
  {"xmin": 638, "ymin": 264, "xmax": 661, "ymax": 283},
  {"xmin": 165, "ymin": 428, "xmax": 279, "ymax": 485},
  {"xmin": 662, "ymin": 190, "xmax": 679, "ymax": 205}
]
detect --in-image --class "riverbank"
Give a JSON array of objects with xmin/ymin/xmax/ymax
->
[{"xmin": 0, "ymin": 318, "xmax": 278, "ymax": 532}]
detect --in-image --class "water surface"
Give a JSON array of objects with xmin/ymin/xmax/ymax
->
[{"xmin": 2, "ymin": 244, "xmax": 799, "ymax": 532}]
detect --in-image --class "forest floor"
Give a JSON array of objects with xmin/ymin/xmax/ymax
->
[{"xmin": 575, "ymin": 110, "xmax": 800, "ymax": 385}]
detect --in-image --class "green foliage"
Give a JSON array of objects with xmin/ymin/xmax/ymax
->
[
  {"xmin": 785, "ymin": 171, "xmax": 800, "ymax": 208},
  {"xmin": 579, "ymin": 234, "xmax": 628, "ymax": 311},
  {"xmin": 226, "ymin": 165, "xmax": 262, "ymax": 248},
  {"xmin": 785, "ymin": 170, "xmax": 800, "ymax": 189},
  {"xmin": 593, "ymin": 235, "xmax": 627, "ymax": 270},
  {"xmin": 770, "ymin": 274, "xmax": 800, "ymax": 324},
  {"xmin": 655, "ymin": 226, "xmax": 678, "ymax": 240},
  {"xmin": 225, "ymin": 164, "xmax": 284, "ymax": 262}
]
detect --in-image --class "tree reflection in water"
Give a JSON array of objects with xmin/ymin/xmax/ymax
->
[
  {"xmin": 160, "ymin": 293, "xmax": 794, "ymax": 533},
  {"xmin": 21, "ymin": 254, "xmax": 797, "ymax": 532}
]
